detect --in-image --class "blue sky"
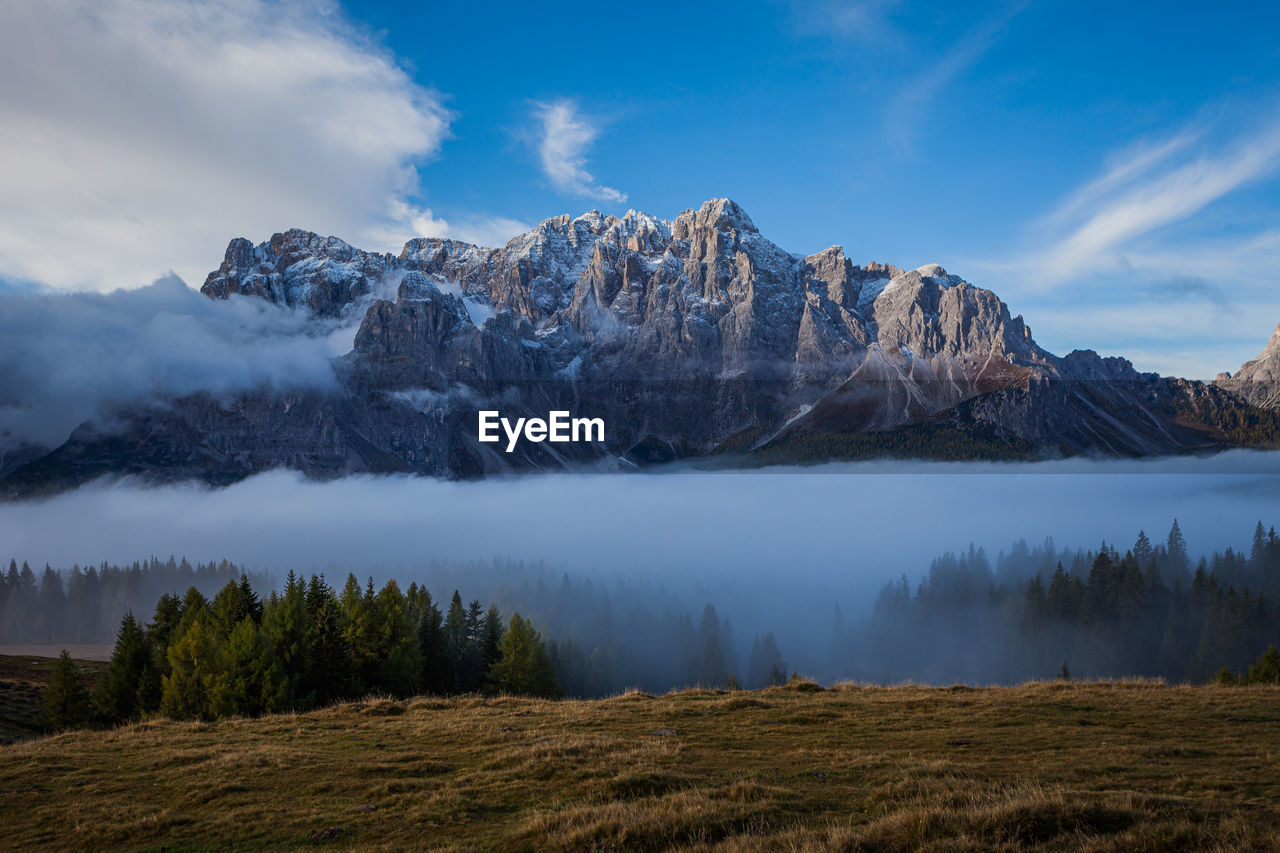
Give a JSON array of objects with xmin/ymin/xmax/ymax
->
[{"xmin": 2, "ymin": 0, "xmax": 1279, "ymax": 378}]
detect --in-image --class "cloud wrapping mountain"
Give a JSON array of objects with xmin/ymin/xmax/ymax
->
[{"xmin": 0, "ymin": 276, "xmax": 339, "ymax": 450}]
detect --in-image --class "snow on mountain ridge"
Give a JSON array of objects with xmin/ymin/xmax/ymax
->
[{"xmin": 201, "ymin": 198, "xmax": 1054, "ymax": 389}]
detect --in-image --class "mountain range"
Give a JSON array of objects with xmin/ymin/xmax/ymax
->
[{"xmin": 5, "ymin": 197, "xmax": 1280, "ymax": 495}]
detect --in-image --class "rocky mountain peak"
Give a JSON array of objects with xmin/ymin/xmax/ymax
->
[
  {"xmin": 1219, "ymin": 322, "xmax": 1280, "ymax": 407},
  {"xmin": 914, "ymin": 263, "xmax": 951, "ymax": 281},
  {"xmin": 200, "ymin": 228, "xmax": 392, "ymax": 317},
  {"xmin": 606, "ymin": 210, "xmax": 673, "ymax": 254},
  {"xmin": 672, "ymin": 197, "xmax": 758, "ymax": 240},
  {"xmin": 860, "ymin": 261, "xmax": 905, "ymax": 280}
]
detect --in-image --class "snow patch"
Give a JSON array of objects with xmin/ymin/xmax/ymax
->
[
  {"xmin": 434, "ymin": 279, "xmax": 495, "ymax": 326},
  {"xmin": 856, "ymin": 277, "xmax": 891, "ymax": 314},
  {"xmin": 782, "ymin": 404, "xmax": 813, "ymax": 429}
]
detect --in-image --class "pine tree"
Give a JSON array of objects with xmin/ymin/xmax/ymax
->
[
  {"xmin": 238, "ymin": 574, "xmax": 263, "ymax": 622},
  {"xmin": 443, "ymin": 591, "xmax": 469, "ymax": 692},
  {"xmin": 482, "ymin": 603, "xmax": 504, "ymax": 679},
  {"xmin": 18, "ymin": 561, "xmax": 35, "ymax": 594},
  {"xmin": 339, "ymin": 574, "xmax": 376, "ymax": 694},
  {"xmin": 305, "ymin": 573, "xmax": 331, "ymax": 618},
  {"xmin": 148, "ymin": 593, "xmax": 183, "ymax": 681},
  {"xmin": 417, "ymin": 591, "xmax": 448, "ymax": 695},
  {"xmin": 1046, "ymin": 563, "xmax": 1077, "ymax": 621},
  {"xmin": 1165, "ymin": 519, "xmax": 1190, "ymax": 583},
  {"xmin": 161, "ymin": 617, "xmax": 215, "ymax": 719},
  {"xmin": 92, "ymin": 613, "xmax": 156, "ymax": 723},
  {"xmin": 304, "ymin": 576, "xmax": 352, "ymax": 705},
  {"xmin": 179, "ymin": 587, "xmax": 210, "ymax": 617},
  {"xmin": 42, "ymin": 650, "xmax": 90, "ymax": 730},
  {"xmin": 693, "ymin": 604, "xmax": 728, "ymax": 687},
  {"xmin": 4, "ymin": 561, "xmax": 37, "ymax": 639},
  {"xmin": 1021, "ymin": 575, "xmax": 1047, "ymax": 634},
  {"xmin": 36, "ymin": 566, "xmax": 65, "ymax": 642},
  {"xmin": 371, "ymin": 579, "xmax": 420, "ymax": 697},
  {"xmin": 208, "ymin": 580, "xmax": 241, "ymax": 636},
  {"xmin": 261, "ymin": 573, "xmax": 312, "ymax": 707},
  {"xmin": 207, "ymin": 618, "xmax": 286, "ymax": 718},
  {"xmin": 1133, "ymin": 530, "xmax": 1154, "ymax": 570},
  {"xmin": 487, "ymin": 613, "xmax": 559, "ymax": 698},
  {"xmin": 464, "ymin": 598, "xmax": 486, "ymax": 689},
  {"xmin": 747, "ymin": 633, "xmax": 787, "ymax": 688},
  {"xmin": 308, "ymin": 593, "xmax": 353, "ymax": 705},
  {"xmin": 1247, "ymin": 645, "xmax": 1280, "ymax": 685}
]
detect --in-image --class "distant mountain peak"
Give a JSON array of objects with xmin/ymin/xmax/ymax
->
[{"xmin": 1219, "ymin": 322, "xmax": 1280, "ymax": 407}]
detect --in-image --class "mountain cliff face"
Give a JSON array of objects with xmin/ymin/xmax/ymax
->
[
  {"xmin": 3, "ymin": 198, "xmax": 1277, "ymax": 494},
  {"xmin": 1219, "ymin": 324, "xmax": 1280, "ymax": 408}
]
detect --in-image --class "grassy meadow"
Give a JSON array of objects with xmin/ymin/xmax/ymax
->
[{"xmin": 1, "ymin": 669, "xmax": 1278, "ymax": 851}]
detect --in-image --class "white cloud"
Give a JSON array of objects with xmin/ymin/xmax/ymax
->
[
  {"xmin": 1040, "ymin": 131, "xmax": 1202, "ymax": 230},
  {"xmin": 0, "ymin": 276, "xmax": 342, "ymax": 449},
  {"xmin": 447, "ymin": 216, "xmax": 534, "ymax": 249},
  {"xmin": 361, "ymin": 199, "xmax": 455, "ymax": 254},
  {"xmin": 0, "ymin": 0, "xmax": 452, "ymax": 292},
  {"xmin": 1026, "ymin": 122, "xmax": 1280, "ymax": 284},
  {"xmin": 363, "ymin": 200, "xmax": 531, "ymax": 250},
  {"xmin": 962, "ymin": 116, "xmax": 1280, "ymax": 378},
  {"xmin": 533, "ymin": 100, "xmax": 627, "ymax": 204}
]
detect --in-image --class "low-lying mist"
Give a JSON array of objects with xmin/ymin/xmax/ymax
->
[{"xmin": 3, "ymin": 451, "xmax": 1279, "ymax": 686}]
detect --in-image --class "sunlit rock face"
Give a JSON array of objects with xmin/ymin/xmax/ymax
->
[{"xmin": 1219, "ymin": 324, "xmax": 1280, "ymax": 409}]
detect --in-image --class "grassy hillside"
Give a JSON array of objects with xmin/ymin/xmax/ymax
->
[
  {"xmin": 1, "ymin": 680, "xmax": 1278, "ymax": 851},
  {"xmin": 0, "ymin": 654, "xmax": 106, "ymax": 744}
]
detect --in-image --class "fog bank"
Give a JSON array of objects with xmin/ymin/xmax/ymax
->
[{"xmin": 3, "ymin": 452, "xmax": 1278, "ymax": 606}]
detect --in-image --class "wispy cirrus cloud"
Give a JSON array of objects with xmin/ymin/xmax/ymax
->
[
  {"xmin": 1039, "ymin": 131, "xmax": 1204, "ymax": 230},
  {"xmin": 532, "ymin": 100, "xmax": 627, "ymax": 204},
  {"xmin": 789, "ymin": 1, "xmax": 1026, "ymax": 152},
  {"xmin": 881, "ymin": 2, "xmax": 1026, "ymax": 151},
  {"xmin": 966, "ymin": 117, "xmax": 1280, "ymax": 379},
  {"xmin": 0, "ymin": 0, "xmax": 453, "ymax": 291},
  {"xmin": 1029, "ymin": 122, "xmax": 1280, "ymax": 284}
]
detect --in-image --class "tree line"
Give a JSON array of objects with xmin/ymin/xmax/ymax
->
[
  {"xmin": 852, "ymin": 520, "xmax": 1280, "ymax": 685},
  {"xmin": 0, "ymin": 556, "xmax": 269, "ymax": 643},
  {"xmin": 43, "ymin": 572, "xmax": 562, "ymax": 728},
  {"xmin": 4, "ymin": 555, "xmax": 791, "ymax": 701}
]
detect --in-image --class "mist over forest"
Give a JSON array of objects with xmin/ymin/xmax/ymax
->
[{"xmin": 4, "ymin": 453, "xmax": 1280, "ymax": 694}]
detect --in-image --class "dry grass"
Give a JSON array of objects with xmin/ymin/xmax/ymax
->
[
  {"xmin": 0, "ymin": 654, "xmax": 107, "ymax": 744},
  {"xmin": 1, "ymin": 681, "xmax": 1278, "ymax": 851}
]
